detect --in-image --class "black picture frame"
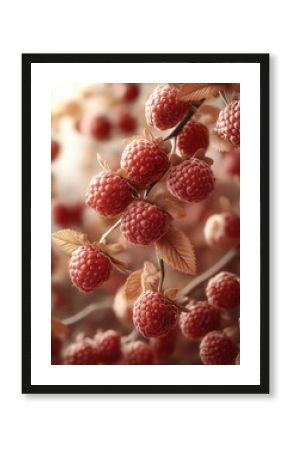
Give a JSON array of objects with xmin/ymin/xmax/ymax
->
[{"xmin": 22, "ymin": 53, "xmax": 269, "ymax": 394}]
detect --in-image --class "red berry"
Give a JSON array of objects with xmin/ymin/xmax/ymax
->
[
  {"xmin": 90, "ymin": 116, "xmax": 111, "ymax": 140},
  {"xmin": 179, "ymin": 301, "xmax": 220, "ymax": 339},
  {"xmin": 177, "ymin": 120, "xmax": 209, "ymax": 156},
  {"xmin": 85, "ymin": 172, "xmax": 135, "ymax": 217},
  {"xmin": 121, "ymin": 83, "xmax": 140, "ymax": 102},
  {"xmin": 150, "ymin": 328, "xmax": 176, "ymax": 362},
  {"xmin": 94, "ymin": 330, "xmax": 121, "ymax": 364},
  {"xmin": 52, "ymin": 201, "xmax": 83, "ymax": 227},
  {"xmin": 133, "ymin": 291, "xmax": 179, "ymax": 338},
  {"xmin": 145, "ymin": 84, "xmax": 188, "ymax": 130},
  {"xmin": 69, "ymin": 245, "xmax": 112, "ymax": 293},
  {"xmin": 122, "ymin": 341, "xmax": 155, "ymax": 365},
  {"xmin": 167, "ymin": 158, "xmax": 215, "ymax": 203},
  {"xmin": 215, "ymin": 100, "xmax": 240, "ymax": 147},
  {"xmin": 222, "ymin": 151, "xmax": 240, "ymax": 176},
  {"xmin": 206, "ymin": 271, "xmax": 240, "ymax": 310},
  {"xmin": 204, "ymin": 212, "xmax": 240, "ymax": 247},
  {"xmin": 116, "ymin": 111, "xmax": 137, "ymax": 134},
  {"xmin": 64, "ymin": 338, "xmax": 99, "ymax": 365},
  {"xmin": 200, "ymin": 331, "xmax": 238, "ymax": 365},
  {"xmin": 51, "ymin": 140, "xmax": 60, "ymax": 161},
  {"xmin": 121, "ymin": 200, "xmax": 171, "ymax": 245},
  {"xmin": 121, "ymin": 139, "xmax": 169, "ymax": 187}
]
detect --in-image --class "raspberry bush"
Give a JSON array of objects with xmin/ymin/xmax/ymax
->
[{"xmin": 52, "ymin": 83, "xmax": 240, "ymax": 365}]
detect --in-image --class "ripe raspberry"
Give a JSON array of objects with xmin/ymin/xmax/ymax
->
[
  {"xmin": 69, "ymin": 245, "xmax": 112, "ymax": 293},
  {"xmin": 52, "ymin": 201, "xmax": 83, "ymax": 227},
  {"xmin": 90, "ymin": 115, "xmax": 111, "ymax": 140},
  {"xmin": 94, "ymin": 329, "xmax": 121, "ymax": 364},
  {"xmin": 150, "ymin": 328, "xmax": 176, "ymax": 362},
  {"xmin": 116, "ymin": 111, "xmax": 137, "ymax": 134},
  {"xmin": 179, "ymin": 301, "xmax": 220, "ymax": 339},
  {"xmin": 120, "ymin": 83, "xmax": 140, "ymax": 102},
  {"xmin": 145, "ymin": 84, "xmax": 188, "ymax": 130},
  {"xmin": 121, "ymin": 200, "xmax": 171, "ymax": 245},
  {"xmin": 64, "ymin": 338, "xmax": 99, "ymax": 365},
  {"xmin": 215, "ymin": 100, "xmax": 240, "ymax": 147},
  {"xmin": 122, "ymin": 341, "xmax": 155, "ymax": 365},
  {"xmin": 222, "ymin": 151, "xmax": 240, "ymax": 177},
  {"xmin": 200, "ymin": 331, "xmax": 238, "ymax": 365},
  {"xmin": 206, "ymin": 271, "xmax": 240, "ymax": 310},
  {"xmin": 177, "ymin": 120, "xmax": 209, "ymax": 157},
  {"xmin": 51, "ymin": 140, "xmax": 60, "ymax": 161},
  {"xmin": 133, "ymin": 291, "xmax": 179, "ymax": 338},
  {"xmin": 204, "ymin": 212, "xmax": 240, "ymax": 247},
  {"xmin": 85, "ymin": 172, "xmax": 135, "ymax": 217},
  {"xmin": 121, "ymin": 139, "xmax": 169, "ymax": 187},
  {"xmin": 167, "ymin": 157, "xmax": 215, "ymax": 203}
]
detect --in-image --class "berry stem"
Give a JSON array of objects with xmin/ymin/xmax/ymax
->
[
  {"xmin": 157, "ymin": 256, "xmax": 165, "ymax": 291},
  {"xmin": 99, "ymin": 218, "xmax": 121, "ymax": 243},
  {"xmin": 178, "ymin": 248, "xmax": 239, "ymax": 298},
  {"xmin": 163, "ymin": 100, "xmax": 203, "ymax": 141},
  {"xmin": 62, "ymin": 299, "xmax": 112, "ymax": 326},
  {"xmin": 122, "ymin": 328, "xmax": 139, "ymax": 343}
]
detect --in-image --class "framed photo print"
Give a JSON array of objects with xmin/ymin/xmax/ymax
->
[{"xmin": 22, "ymin": 53, "xmax": 269, "ymax": 394}]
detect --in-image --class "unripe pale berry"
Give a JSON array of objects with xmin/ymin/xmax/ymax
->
[
  {"xmin": 204, "ymin": 212, "xmax": 240, "ymax": 247},
  {"xmin": 69, "ymin": 245, "xmax": 112, "ymax": 293},
  {"xmin": 215, "ymin": 100, "xmax": 240, "ymax": 147}
]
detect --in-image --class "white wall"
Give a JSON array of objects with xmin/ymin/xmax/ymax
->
[{"xmin": 0, "ymin": 1, "xmax": 284, "ymax": 449}]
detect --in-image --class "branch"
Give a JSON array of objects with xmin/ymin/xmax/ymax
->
[
  {"xmin": 178, "ymin": 248, "xmax": 239, "ymax": 297},
  {"xmin": 163, "ymin": 100, "xmax": 203, "ymax": 141},
  {"xmin": 157, "ymin": 257, "xmax": 165, "ymax": 291},
  {"xmin": 62, "ymin": 299, "xmax": 112, "ymax": 326},
  {"xmin": 99, "ymin": 218, "xmax": 121, "ymax": 243}
]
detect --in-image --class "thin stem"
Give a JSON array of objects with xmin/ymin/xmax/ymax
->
[
  {"xmin": 99, "ymin": 218, "xmax": 121, "ymax": 243},
  {"xmin": 122, "ymin": 328, "xmax": 139, "ymax": 344},
  {"xmin": 62, "ymin": 299, "xmax": 111, "ymax": 326},
  {"xmin": 157, "ymin": 256, "xmax": 165, "ymax": 291},
  {"xmin": 178, "ymin": 248, "xmax": 239, "ymax": 298},
  {"xmin": 163, "ymin": 100, "xmax": 203, "ymax": 141},
  {"xmin": 169, "ymin": 135, "xmax": 177, "ymax": 157}
]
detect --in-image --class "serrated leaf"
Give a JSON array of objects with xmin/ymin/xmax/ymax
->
[
  {"xmin": 197, "ymin": 104, "xmax": 221, "ymax": 125},
  {"xmin": 52, "ymin": 229, "xmax": 89, "ymax": 254},
  {"xmin": 52, "ymin": 317, "xmax": 67, "ymax": 336},
  {"xmin": 123, "ymin": 269, "xmax": 143, "ymax": 301},
  {"xmin": 141, "ymin": 261, "xmax": 160, "ymax": 292},
  {"xmin": 97, "ymin": 153, "xmax": 111, "ymax": 172},
  {"xmin": 155, "ymin": 228, "xmax": 197, "ymax": 275},
  {"xmin": 153, "ymin": 195, "xmax": 186, "ymax": 219},
  {"xmin": 97, "ymin": 240, "xmax": 127, "ymax": 254},
  {"xmin": 170, "ymin": 83, "xmax": 232, "ymax": 102},
  {"xmin": 163, "ymin": 287, "xmax": 179, "ymax": 300}
]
